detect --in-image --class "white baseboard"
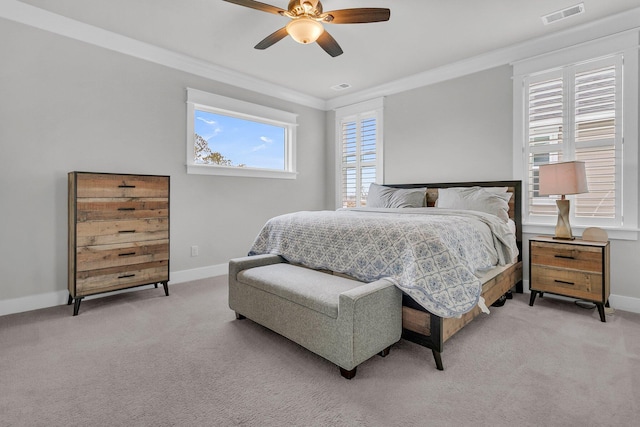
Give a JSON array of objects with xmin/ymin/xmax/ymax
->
[
  {"xmin": 3, "ymin": 267, "xmax": 639, "ymax": 317},
  {"xmin": 0, "ymin": 263, "xmax": 229, "ymax": 317}
]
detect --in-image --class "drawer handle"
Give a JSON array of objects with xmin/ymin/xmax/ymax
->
[
  {"xmin": 554, "ymin": 255, "xmax": 575, "ymax": 260},
  {"xmin": 118, "ymin": 274, "xmax": 135, "ymax": 279},
  {"xmin": 554, "ymin": 279, "xmax": 575, "ymax": 285},
  {"xmin": 118, "ymin": 207, "xmax": 136, "ymax": 211},
  {"xmin": 118, "ymin": 252, "xmax": 136, "ymax": 257},
  {"xmin": 118, "ymin": 184, "xmax": 136, "ymax": 188},
  {"xmin": 119, "ymin": 230, "xmax": 136, "ymax": 234}
]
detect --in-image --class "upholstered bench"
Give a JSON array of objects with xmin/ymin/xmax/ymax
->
[{"xmin": 228, "ymin": 254, "xmax": 402, "ymax": 379}]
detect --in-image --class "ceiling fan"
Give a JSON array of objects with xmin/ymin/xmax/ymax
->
[{"xmin": 222, "ymin": 0, "xmax": 391, "ymax": 57}]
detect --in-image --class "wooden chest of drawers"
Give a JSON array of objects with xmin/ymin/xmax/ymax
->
[
  {"xmin": 529, "ymin": 236, "xmax": 609, "ymax": 322},
  {"xmin": 68, "ymin": 172, "xmax": 170, "ymax": 315}
]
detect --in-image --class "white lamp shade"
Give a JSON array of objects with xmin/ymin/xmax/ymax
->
[
  {"xmin": 538, "ymin": 161, "xmax": 588, "ymax": 196},
  {"xmin": 286, "ymin": 17, "xmax": 324, "ymax": 44}
]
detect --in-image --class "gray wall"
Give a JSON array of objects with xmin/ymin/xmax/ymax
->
[
  {"xmin": 376, "ymin": 65, "xmax": 640, "ymax": 303},
  {"xmin": 0, "ymin": 20, "xmax": 326, "ymax": 302}
]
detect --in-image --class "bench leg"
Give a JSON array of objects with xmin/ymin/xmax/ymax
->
[
  {"xmin": 378, "ymin": 346, "xmax": 391, "ymax": 357},
  {"xmin": 235, "ymin": 312, "xmax": 246, "ymax": 320},
  {"xmin": 340, "ymin": 366, "xmax": 357, "ymax": 380}
]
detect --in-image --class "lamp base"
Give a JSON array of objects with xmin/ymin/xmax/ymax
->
[{"xmin": 554, "ymin": 198, "xmax": 574, "ymax": 240}]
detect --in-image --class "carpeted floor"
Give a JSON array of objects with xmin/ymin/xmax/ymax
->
[{"xmin": 1, "ymin": 276, "xmax": 639, "ymax": 426}]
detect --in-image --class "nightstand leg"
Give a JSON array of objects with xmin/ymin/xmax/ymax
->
[
  {"xmin": 529, "ymin": 291, "xmax": 538, "ymax": 306},
  {"xmin": 596, "ymin": 303, "xmax": 606, "ymax": 322},
  {"xmin": 162, "ymin": 281, "xmax": 169, "ymax": 296},
  {"xmin": 67, "ymin": 294, "xmax": 73, "ymax": 305}
]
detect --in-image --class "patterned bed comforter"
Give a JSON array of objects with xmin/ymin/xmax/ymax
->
[{"xmin": 248, "ymin": 208, "xmax": 519, "ymax": 318}]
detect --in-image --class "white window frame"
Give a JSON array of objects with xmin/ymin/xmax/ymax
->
[
  {"xmin": 513, "ymin": 31, "xmax": 639, "ymax": 240},
  {"xmin": 186, "ymin": 88, "xmax": 298, "ymax": 179},
  {"xmin": 335, "ymin": 98, "xmax": 384, "ymax": 209}
]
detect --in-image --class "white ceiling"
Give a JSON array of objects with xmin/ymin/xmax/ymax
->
[{"xmin": 13, "ymin": 0, "xmax": 640, "ymax": 102}]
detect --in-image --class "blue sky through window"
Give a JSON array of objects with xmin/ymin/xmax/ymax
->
[{"xmin": 195, "ymin": 109, "xmax": 285, "ymax": 169}]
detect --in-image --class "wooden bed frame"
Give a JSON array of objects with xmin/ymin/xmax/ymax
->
[{"xmin": 388, "ymin": 180, "xmax": 523, "ymax": 370}]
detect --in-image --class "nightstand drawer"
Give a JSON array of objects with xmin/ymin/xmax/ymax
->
[
  {"xmin": 530, "ymin": 265, "xmax": 602, "ymax": 300},
  {"xmin": 530, "ymin": 241, "xmax": 602, "ymax": 273}
]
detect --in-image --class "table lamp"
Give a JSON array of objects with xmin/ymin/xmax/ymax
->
[{"xmin": 538, "ymin": 161, "xmax": 588, "ymax": 240}]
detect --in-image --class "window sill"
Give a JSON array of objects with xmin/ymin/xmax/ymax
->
[
  {"xmin": 187, "ymin": 163, "xmax": 297, "ymax": 180},
  {"xmin": 523, "ymin": 223, "xmax": 638, "ymax": 241}
]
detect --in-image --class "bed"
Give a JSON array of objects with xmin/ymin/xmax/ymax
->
[{"xmin": 247, "ymin": 180, "xmax": 523, "ymax": 370}]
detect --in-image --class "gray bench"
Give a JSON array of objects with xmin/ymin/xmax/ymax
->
[{"xmin": 228, "ymin": 254, "xmax": 402, "ymax": 379}]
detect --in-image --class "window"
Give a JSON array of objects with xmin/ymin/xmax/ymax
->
[
  {"xmin": 513, "ymin": 32, "xmax": 638, "ymax": 239},
  {"xmin": 186, "ymin": 88, "xmax": 298, "ymax": 179},
  {"xmin": 335, "ymin": 98, "xmax": 384, "ymax": 208}
]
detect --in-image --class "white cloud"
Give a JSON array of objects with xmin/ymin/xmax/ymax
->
[
  {"xmin": 251, "ymin": 144, "xmax": 267, "ymax": 152},
  {"xmin": 260, "ymin": 136, "xmax": 273, "ymax": 143},
  {"xmin": 197, "ymin": 117, "xmax": 217, "ymax": 125}
]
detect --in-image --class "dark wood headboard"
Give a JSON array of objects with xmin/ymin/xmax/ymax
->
[{"xmin": 386, "ymin": 180, "xmax": 522, "ymax": 262}]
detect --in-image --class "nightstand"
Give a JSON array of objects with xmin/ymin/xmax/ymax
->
[{"xmin": 529, "ymin": 235, "xmax": 610, "ymax": 322}]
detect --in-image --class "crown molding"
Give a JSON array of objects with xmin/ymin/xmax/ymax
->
[
  {"xmin": 325, "ymin": 6, "xmax": 640, "ymax": 110},
  {"xmin": 0, "ymin": 0, "xmax": 326, "ymax": 110},
  {"xmin": 2, "ymin": 1, "xmax": 639, "ymax": 112}
]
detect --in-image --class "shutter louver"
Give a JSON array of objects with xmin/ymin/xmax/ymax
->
[
  {"xmin": 340, "ymin": 115, "xmax": 378, "ymax": 208},
  {"xmin": 574, "ymin": 65, "xmax": 617, "ymax": 219}
]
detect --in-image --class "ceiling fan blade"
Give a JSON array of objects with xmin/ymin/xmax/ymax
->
[
  {"xmin": 254, "ymin": 27, "xmax": 289, "ymax": 50},
  {"xmin": 222, "ymin": 0, "xmax": 285, "ymax": 15},
  {"xmin": 324, "ymin": 8, "xmax": 391, "ymax": 24},
  {"xmin": 316, "ymin": 31, "xmax": 343, "ymax": 57}
]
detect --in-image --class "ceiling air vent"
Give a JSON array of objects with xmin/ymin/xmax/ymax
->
[
  {"xmin": 331, "ymin": 83, "xmax": 352, "ymax": 91},
  {"xmin": 542, "ymin": 3, "xmax": 585, "ymax": 25}
]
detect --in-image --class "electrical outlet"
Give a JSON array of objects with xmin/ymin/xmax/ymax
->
[{"xmin": 191, "ymin": 245, "xmax": 199, "ymax": 257}]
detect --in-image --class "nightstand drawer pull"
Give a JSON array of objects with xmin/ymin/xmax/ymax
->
[
  {"xmin": 119, "ymin": 230, "xmax": 136, "ymax": 234},
  {"xmin": 118, "ymin": 252, "xmax": 136, "ymax": 257},
  {"xmin": 554, "ymin": 254, "xmax": 575, "ymax": 260},
  {"xmin": 118, "ymin": 184, "xmax": 136, "ymax": 188},
  {"xmin": 554, "ymin": 279, "xmax": 575, "ymax": 285},
  {"xmin": 118, "ymin": 274, "xmax": 135, "ymax": 279},
  {"xmin": 117, "ymin": 207, "xmax": 136, "ymax": 211}
]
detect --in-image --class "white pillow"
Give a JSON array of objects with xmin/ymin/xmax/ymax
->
[
  {"xmin": 366, "ymin": 183, "xmax": 427, "ymax": 208},
  {"xmin": 436, "ymin": 187, "xmax": 512, "ymax": 221}
]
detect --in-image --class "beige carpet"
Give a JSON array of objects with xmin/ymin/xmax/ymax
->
[{"xmin": 1, "ymin": 276, "xmax": 639, "ymax": 426}]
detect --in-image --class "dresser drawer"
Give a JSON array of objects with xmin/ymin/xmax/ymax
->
[
  {"xmin": 76, "ymin": 240, "xmax": 169, "ymax": 272},
  {"xmin": 75, "ymin": 173, "xmax": 169, "ymax": 198},
  {"xmin": 76, "ymin": 199, "xmax": 168, "ymax": 221},
  {"xmin": 530, "ymin": 241, "xmax": 602, "ymax": 273},
  {"xmin": 76, "ymin": 218, "xmax": 168, "ymax": 245},
  {"xmin": 75, "ymin": 260, "xmax": 169, "ymax": 296},
  {"xmin": 531, "ymin": 265, "xmax": 602, "ymax": 300}
]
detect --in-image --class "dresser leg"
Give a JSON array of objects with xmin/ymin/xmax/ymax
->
[
  {"xmin": 72, "ymin": 298, "xmax": 83, "ymax": 316},
  {"xmin": 529, "ymin": 291, "xmax": 538, "ymax": 306},
  {"xmin": 596, "ymin": 303, "xmax": 606, "ymax": 322},
  {"xmin": 162, "ymin": 281, "xmax": 169, "ymax": 296}
]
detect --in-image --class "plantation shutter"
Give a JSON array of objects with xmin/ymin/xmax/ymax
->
[
  {"xmin": 524, "ymin": 55, "xmax": 622, "ymax": 226},
  {"xmin": 340, "ymin": 113, "xmax": 378, "ymax": 207}
]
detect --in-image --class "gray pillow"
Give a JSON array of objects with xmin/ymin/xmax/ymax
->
[
  {"xmin": 366, "ymin": 183, "xmax": 427, "ymax": 208},
  {"xmin": 436, "ymin": 187, "xmax": 512, "ymax": 221}
]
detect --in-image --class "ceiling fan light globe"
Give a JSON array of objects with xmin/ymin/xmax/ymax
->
[{"xmin": 286, "ymin": 17, "xmax": 324, "ymax": 44}]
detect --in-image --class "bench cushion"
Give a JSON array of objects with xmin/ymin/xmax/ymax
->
[{"xmin": 237, "ymin": 263, "xmax": 362, "ymax": 318}]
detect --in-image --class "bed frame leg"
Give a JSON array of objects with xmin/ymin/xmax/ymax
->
[
  {"xmin": 432, "ymin": 350, "xmax": 444, "ymax": 371},
  {"xmin": 340, "ymin": 367, "xmax": 357, "ymax": 379}
]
